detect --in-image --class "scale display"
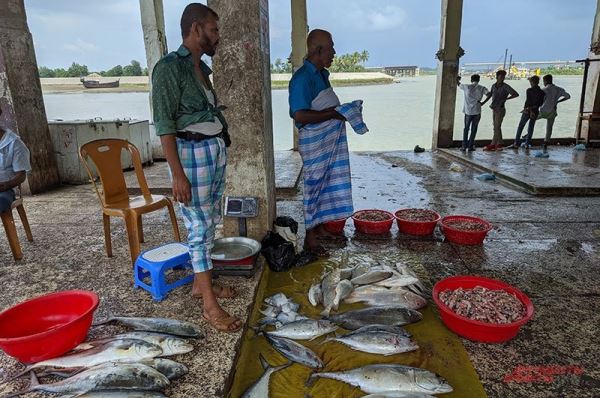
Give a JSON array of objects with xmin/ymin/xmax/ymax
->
[{"xmin": 224, "ymin": 196, "xmax": 258, "ymax": 218}]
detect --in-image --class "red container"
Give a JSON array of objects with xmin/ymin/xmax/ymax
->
[
  {"xmin": 323, "ymin": 218, "xmax": 347, "ymax": 234},
  {"xmin": 0, "ymin": 290, "xmax": 99, "ymax": 363},
  {"xmin": 352, "ymin": 210, "xmax": 394, "ymax": 235},
  {"xmin": 433, "ymin": 276, "xmax": 534, "ymax": 343},
  {"xmin": 440, "ymin": 215, "xmax": 492, "ymax": 245},
  {"xmin": 394, "ymin": 208, "xmax": 441, "ymax": 236}
]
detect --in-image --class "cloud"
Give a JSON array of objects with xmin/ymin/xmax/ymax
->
[
  {"xmin": 63, "ymin": 39, "xmax": 99, "ymax": 53},
  {"xmin": 365, "ymin": 6, "xmax": 407, "ymax": 31}
]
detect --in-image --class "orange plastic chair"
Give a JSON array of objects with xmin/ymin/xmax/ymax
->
[
  {"xmin": 79, "ymin": 139, "xmax": 180, "ymax": 264},
  {"xmin": 1, "ymin": 186, "xmax": 33, "ymax": 260}
]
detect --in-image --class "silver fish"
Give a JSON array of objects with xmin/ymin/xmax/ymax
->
[
  {"xmin": 309, "ymin": 364, "xmax": 453, "ymax": 394},
  {"xmin": 324, "ymin": 331, "xmax": 418, "ymax": 356},
  {"xmin": 308, "ymin": 282, "xmax": 323, "ymax": 306},
  {"xmin": 266, "ymin": 319, "xmax": 337, "ymax": 340},
  {"xmin": 332, "ymin": 279, "xmax": 354, "ymax": 311},
  {"xmin": 327, "ymin": 306, "xmax": 423, "ymax": 330},
  {"xmin": 13, "ymin": 339, "xmax": 162, "ymax": 378},
  {"xmin": 345, "ymin": 286, "xmax": 427, "ymax": 310},
  {"xmin": 264, "ymin": 293, "xmax": 291, "ymax": 307},
  {"xmin": 339, "ymin": 267, "xmax": 354, "ymax": 280},
  {"xmin": 241, "ymin": 354, "xmax": 291, "ymax": 398},
  {"xmin": 362, "ymin": 392, "xmax": 435, "ymax": 398},
  {"xmin": 320, "ymin": 269, "xmax": 341, "ymax": 316},
  {"xmin": 396, "ymin": 263, "xmax": 428, "ymax": 297},
  {"xmin": 350, "ymin": 263, "xmax": 371, "ymax": 279},
  {"xmin": 374, "ymin": 274, "xmax": 420, "ymax": 288},
  {"xmin": 263, "ymin": 334, "xmax": 323, "ymax": 368},
  {"xmin": 94, "ymin": 316, "xmax": 203, "ymax": 338},
  {"xmin": 74, "ymin": 332, "xmax": 194, "ymax": 356},
  {"xmin": 14, "ymin": 362, "xmax": 169, "ymax": 397},
  {"xmin": 350, "ymin": 269, "xmax": 393, "ymax": 285},
  {"xmin": 345, "ymin": 324, "xmax": 411, "ymax": 338},
  {"xmin": 260, "ymin": 305, "xmax": 280, "ymax": 318}
]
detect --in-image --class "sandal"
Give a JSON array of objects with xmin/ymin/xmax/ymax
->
[
  {"xmin": 202, "ymin": 312, "xmax": 243, "ymax": 333},
  {"xmin": 192, "ymin": 285, "xmax": 236, "ymax": 299}
]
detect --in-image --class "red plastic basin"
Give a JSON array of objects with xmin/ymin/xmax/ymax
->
[
  {"xmin": 440, "ymin": 215, "xmax": 492, "ymax": 245},
  {"xmin": 433, "ymin": 276, "xmax": 534, "ymax": 343},
  {"xmin": 323, "ymin": 218, "xmax": 347, "ymax": 234},
  {"xmin": 394, "ymin": 208, "xmax": 441, "ymax": 236},
  {"xmin": 0, "ymin": 290, "xmax": 99, "ymax": 363},
  {"xmin": 352, "ymin": 210, "xmax": 394, "ymax": 235}
]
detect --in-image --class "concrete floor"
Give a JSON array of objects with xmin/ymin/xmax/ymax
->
[{"xmin": 1, "ymin": 148, "xmax": 599, "ymax": 397}]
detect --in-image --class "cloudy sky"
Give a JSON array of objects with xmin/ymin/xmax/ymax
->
[{"xmin": 24, "ymin": 0, "xmax": 596, "ymax": 71}]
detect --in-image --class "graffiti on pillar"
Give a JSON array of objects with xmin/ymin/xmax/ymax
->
[{"xmin": 0, "ymin": 47, "xmax": 18, "ymax": 133}]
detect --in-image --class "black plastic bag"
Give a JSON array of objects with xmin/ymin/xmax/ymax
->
[
  {"xmin": 260, "ymin": 231, "xmax": 296, "ymax": 272},
  {"xmin": 274, "ymin": 216, "xmax": 298, "ymax": 234}
]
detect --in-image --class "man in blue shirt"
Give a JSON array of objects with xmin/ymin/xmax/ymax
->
[
  {"xmin": 289, "ymin": 29, "xmax": 347, "ymax": 255},
  {"xmin": 0, "ymin": 106, "xmax": 31, "ymax": 213}
]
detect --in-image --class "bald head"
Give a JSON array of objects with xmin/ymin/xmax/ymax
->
[{"xmin": 306, "ymin": 29, "xmax": 335, "ymax": 69}]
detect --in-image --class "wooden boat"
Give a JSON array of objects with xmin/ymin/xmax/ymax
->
[{"xmin": 80, "ymin": 78, "xmax": 120, "ymax": 89}]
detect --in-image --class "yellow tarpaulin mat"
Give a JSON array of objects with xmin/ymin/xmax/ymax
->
[{"xmin": 228, "ymin": 257, "xmax": 488, "ymax": 398}]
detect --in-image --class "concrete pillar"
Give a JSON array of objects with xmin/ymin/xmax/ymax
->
[
  {"xmin": 290, "ymin": 0, "xmax": 308, "ymax": 151},
  {"xmin": 432, "ymin": 0, "xmax": 463, "ymax": 149},
  {"xmin": 0, "ymin": 0, "xmax": 59, "ymax": 194},
  {"xmin": 207, "ymin": 0, "xmax": 276, "ymax": 240},
  {"xmin": 578, "ymin": 0, "xmax": 600, "ymax": 143},
  {"xmin": 139, "ymin": 0, "xmax": 168, "ymax": 159}
]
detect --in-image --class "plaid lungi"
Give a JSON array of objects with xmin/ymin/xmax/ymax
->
[{"xmin": 176, "ymin": 136, "xmax": 227, "ymax": 273}]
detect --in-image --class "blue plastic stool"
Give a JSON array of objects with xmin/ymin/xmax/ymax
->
[{"xmin": 134, "ymin": 242, "xmax": 194, "ymax": 301}]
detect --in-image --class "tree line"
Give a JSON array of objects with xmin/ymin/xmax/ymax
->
[
  {"xmin": 271, "ymin": 50, "xmax": 370, "ymax": 73},
  {"xmin": 38, "ymin": 60, "xmax": 148, "ymax": 78}
]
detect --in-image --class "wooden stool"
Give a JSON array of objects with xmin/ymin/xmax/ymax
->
[{"xmin": 1, "ymin": 197, "xmax": 33, "ymax": 260}]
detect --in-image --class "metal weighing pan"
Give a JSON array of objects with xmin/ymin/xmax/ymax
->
[{"xmin": 211, "ymin": 237, "xmax": 261, "ymax": 262}]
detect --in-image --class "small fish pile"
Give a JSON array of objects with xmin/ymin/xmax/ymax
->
[
  {"xmin": 1, "ymin": 316, "xmax": 201, "ymax": 397},
  {"xmin": 308, "ymin": 259, "xmax": 428, "ymax": 316},
  {"xmin": 439, "ymin": 286, "xmax": 526, "ymax": 324},
  {"xmin": 259, "ymin": 293, "xmax": 307, "ymax": 327}
]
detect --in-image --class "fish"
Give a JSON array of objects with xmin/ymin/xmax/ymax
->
[
  {"xmin": 308, "ymin": 283, "xmax": 323, "ymax": 306},
  {"xmin": 344, "ymin": 286, "xmax": 427, "ymax": 310},
  {"xmin": 281, "ymin": 301, "xmax": 300, "ymax": 313},
  {"xmin": 345, "ymin": 324, "xmax": 411, "ymax": 338},
  {"xmin": 320, "ymin": 269, "xmax": 341, "ymax": 316},
  {"xmin": 350, "ymin": 263, "xmax": 371, "ymax": 279},
  {"xmin": 4, "ymin": 339, "xmax": 163, "ymax": 382},
  {"xmin": 350, "ymin": 269, "xmax": 393, "ymax": 285},
  {"xmin": 324, "ymin": 331, "xmax": 418, "ymax": 356},
  {"xmin": 6, "ymin": 362, "xmax": 169, "ymax": 397},
  {"xmin": 308, "ymin": 364, "xmax": 453, "ymax": 394},
  {"xmin": 263, "ymin": 334, "xmax": 323, "ymax": 369},
  {"xmin": 260, "ymin": 305, "xmax": 281, "ymax": 318},
  {"xmin": 396, "ymin": 263, "xmax": 428, "ymax": 297},
  {"xmin": 265, "ymin": 319, "xmax": 337, "ymax": 340},
  {"xmin": 332, "ymin": 279, "xmax": 354, "ymax": 311},
  {"xmin": 264, "ymin": 293, "xmax": 291, "ymax": 307},
  {"xmin": 93, "ymin": 316, "xmax": 203, "ymax": 338},
  {"xmin": 241, "ymin": 354, "xmax": 291, "ymax": 398},
  {"xmin": 339, "ymin": 267, "xmax": 354, "ymax": 280},
  {"xmin": 327, "ymin": 306, "xmax": 423, "ymax": 330},
  {"xmin": 374, "ymin": 274, "xmax": 420, "ymax": 288},
  {"xmin": 362, "ymin": 392, "xmax": 436, "ymax": 398},
  {"xmin": 73, "ymin": 332, "xmax": 194, "ymax": 356}
]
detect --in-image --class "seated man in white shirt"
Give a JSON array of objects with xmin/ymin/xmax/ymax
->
[
  {"xmin": 539, "ymin": 74, "xmax": 571, "ymax": 154},
  {"xmin": 0, "ymin": 106, "xmax": 31, "ymax": 213}
]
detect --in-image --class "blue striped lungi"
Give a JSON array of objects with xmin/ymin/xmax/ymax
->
[
  {"xmin": 299, "ymin": 119, "xmax": 354, "ymax": 230},
  {"xmin": 176, "ymin": 137, "xmax": 227, "ymax": 273}
]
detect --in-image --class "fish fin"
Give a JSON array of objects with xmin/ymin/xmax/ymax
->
[
  {"xmin": 0, "ymin": 365, "xmax": 32, "ymax": 385},
  {"xmin": 305, "ymin": 372, "xmax": 319, "ymax": 387},
  {"xmin": 91, "ymin": 313, "xmax": 115, "ymax": 327},
  {"xmin": 258, "ymin": 353, "xmax": 270, "ymax": 370},
  {"xmin": 29, "ymin": 372, "xmax": 39, "ymax": 388}
]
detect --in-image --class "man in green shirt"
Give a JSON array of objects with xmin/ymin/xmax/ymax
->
[{"xmin": 152, "ymin": 3, "xmax": 240, "ymax": 333}]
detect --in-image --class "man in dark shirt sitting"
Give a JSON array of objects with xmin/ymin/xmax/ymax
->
[{"xmin": 508, "ymin": 75, "xmax": 545, "ymax": 149}]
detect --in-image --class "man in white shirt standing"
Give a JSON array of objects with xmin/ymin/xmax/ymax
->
[
  {"xmin": 539, "ymin": 74, "xmax": 570, "ymax": 154},
  {"xmin": 458, "ymin": 74, "xmax": 489, "ymax": 151}
]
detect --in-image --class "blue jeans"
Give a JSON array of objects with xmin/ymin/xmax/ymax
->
[
  {"xmin": 515, "ymin": 112, "xmax": 537, "ymax": 146},
  {"xmin": 0, "ymin": 190, "xmax": 15, "ymax": 213},
  {"xmin": 463, "ymin": 114, "xmax": 481, "ymax": 149}
]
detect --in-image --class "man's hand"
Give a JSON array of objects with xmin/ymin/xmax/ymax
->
[{"xmin": 171, "ymin": 173, "xmax": 191, "ymax": 204}]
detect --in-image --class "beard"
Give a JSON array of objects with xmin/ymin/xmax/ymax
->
[{"xmin": 199, "ymin": 32, "xmax": 218, "ymax": 57}]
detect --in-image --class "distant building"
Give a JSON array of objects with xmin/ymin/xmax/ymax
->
[{"xmin": 383, "ymin": 66, "xmax": 420, "ymax": 77}]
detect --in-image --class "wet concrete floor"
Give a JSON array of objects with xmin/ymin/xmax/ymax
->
[{"xmin": 1, "ymin": 150, "xmax": 599, "ymax": 397}]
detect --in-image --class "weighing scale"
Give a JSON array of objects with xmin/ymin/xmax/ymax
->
[{"xmin": 212, "ymin": 196, "xmax": 261, "ymax": 277}]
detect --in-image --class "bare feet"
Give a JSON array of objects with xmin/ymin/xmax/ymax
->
[
  {"xmin": 192, "ymin": 284, "xmax": 236, "ymax": 299},
  {"xmin": 202, "ymin": 307, "xmax": 243, "ymax": 333}
]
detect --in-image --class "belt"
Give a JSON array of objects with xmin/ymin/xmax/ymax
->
[{"xmin": 176, "ymin": 131, "xmax": 221, "ymax": 142}]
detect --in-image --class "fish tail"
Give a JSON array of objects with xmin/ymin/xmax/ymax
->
[
  {"xmin": 0, "ymin": 366, "xmax": 32, "ymax": 385},
  {"xmin": 1, "ymin": 371, "xmax": 37, "ymax": 398},
  {"xmin": 91, "ymin": 313, "xmax": 115, "ymax": 327},
  {"xmin": 258, "ymin": 353, "xmax": 270, "ymax": 370}
]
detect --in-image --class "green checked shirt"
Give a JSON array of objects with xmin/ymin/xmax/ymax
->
[{"xmin": 151, "ymin": 44, "xmax": 228, "ymax": 136}]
